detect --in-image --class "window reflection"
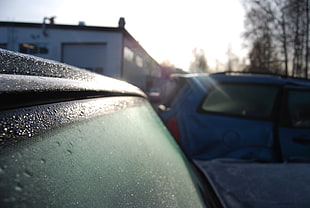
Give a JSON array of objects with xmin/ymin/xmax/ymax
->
[
  {"xmin": 202, "ymin": 84, "xmax": 279, "ymax": 119},
  {"xmin": 288, "ymin": 90, "xmax": 310, "ymax": 128}
]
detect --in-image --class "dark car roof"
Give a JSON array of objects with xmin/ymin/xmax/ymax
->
[
  {"xmin": 195, "ymin": 159, "xmax": 310, "ymax": 208},
  {"xmin": 0, "ymin": 49, "xmax": 145, "ymax": 110}
]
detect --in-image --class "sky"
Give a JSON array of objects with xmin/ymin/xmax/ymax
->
[{"xmin": 0, "ymin": 0, "xmax": 247, "ymax": 71}]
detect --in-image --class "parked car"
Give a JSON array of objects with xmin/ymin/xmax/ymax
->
[
  {"xmin": 0, "ymin": 49, "xmax": 212, "ymax": 208},
  {"xmin": 158, "ymin": 72, "xmax": 310, "ymax": 162},
  {"xmin": 147, "ymin": 88, "xmax": 161, "ymax": 102}
]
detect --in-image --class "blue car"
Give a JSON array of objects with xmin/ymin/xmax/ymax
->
[{"xmin": 158, "ymin": 72, "xmax": 310, "ymax": 162}]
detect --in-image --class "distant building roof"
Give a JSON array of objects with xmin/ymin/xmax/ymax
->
[{"xmin": 0, "ymin": 21, "xmax": 123, "ymax": 33}]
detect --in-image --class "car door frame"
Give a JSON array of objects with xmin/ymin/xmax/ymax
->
[{"xmin": 278, "ymin": 85, "xmax": 310, "ymax": 161}]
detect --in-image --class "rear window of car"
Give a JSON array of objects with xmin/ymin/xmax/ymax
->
[
  {"xmin": 287, "ymin": 90, "xmax": 310, "ymax": 128},
  {"xmin": 0, "ymin": 96, "xmax": 206, "ymax": 208},
  {"xmin": 161, "ymin": 78, "xmax": 187, "ymax": 108},
  {"xmin": 201, "ymin": 84, "xmax": 279, "ymax": 119}
]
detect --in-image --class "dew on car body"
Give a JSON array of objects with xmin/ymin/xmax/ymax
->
[
  {"xmin": 0, "ymin": 166, "xmax": 5, "ymax": 174},
  {"xmin": 14, "ymin": 183, "xmax": 23, "ymax": 192},
  {"xmin": 23, "ymin": 170, "xmax": 33, "ymax": 178}
]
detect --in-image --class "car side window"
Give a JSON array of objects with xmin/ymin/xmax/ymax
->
[
  {"xmin": 287, "ymin": 90, "xmax": 310, "ymax": 128},
  {"xmin": 162, "ymin": 78, "xmax": 186, "ymax": 108},
  {"xmin": 201, "ymin": 84, "xmax": 279, "ymax": 119}
]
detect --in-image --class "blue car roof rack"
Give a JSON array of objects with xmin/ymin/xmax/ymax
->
[{"xmin": 211, "ymin": 70, "xmax": 310, "ymax": 81}]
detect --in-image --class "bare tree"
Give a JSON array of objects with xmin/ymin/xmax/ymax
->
[
  {"xmin": 161, "ymin": 60, "xmax": 176, "ymax": 68},
  {"xmin": 242, "ymin": 0, "xmax": 310, "ymax": 78},
  {"xmin": 306, "ymin": 0, "xmax": 310, "ymax": 78},
  {"xmin": 242, "ymin": 0, "xmax": 288, "ymax": 74},
  {"xmin": 286, "ymin": 0, "xmax": 308, "ymax": 77},
  {"xmin": 247, "ymin": 33, "xmax": 282, "ymax": 73},
  {"xmin": 226, "ymin": 44, "xmax": 241, "ymax": 71},
  {"xmin": 189, "ymin": 48, "xmax": 209, "ymax": 73}
]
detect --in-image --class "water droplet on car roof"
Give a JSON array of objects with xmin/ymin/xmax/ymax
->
[
  {"xmin": 15, "ymin": 183, "xmax": 23, "ymax": 192},
  {"xmin": 23, "ymin": 170, "xmax": 33, "ymax": 177}
]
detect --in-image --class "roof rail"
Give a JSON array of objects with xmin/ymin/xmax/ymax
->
[
  {"xmin": 211, "ymin": 71, "xmax": 288, "ymax": 78},
  {"xmin": 211, "ymin": 71, "xmax": 310, "ymax": 80}
]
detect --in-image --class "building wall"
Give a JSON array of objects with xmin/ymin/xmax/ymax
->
[
  {"xmin": 0, "ymin": 25, "xmax": 123, "ymax": 78},
  {"xmin": 0, "ymin": 23, "xmax": 162, "ymax": 92},
  {"xmin": 122, "ymin": 36, "xmax": 161, "ymax": 91}
]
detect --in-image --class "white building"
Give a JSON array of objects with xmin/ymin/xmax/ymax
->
[{"xmin": 0, "ymin": 18, "xmax": 162, "ymax": 92}]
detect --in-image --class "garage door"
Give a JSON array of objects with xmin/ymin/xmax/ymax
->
[{"xmin": 62, "ymin": 43, "xmax": 106, "ymax": 74}]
